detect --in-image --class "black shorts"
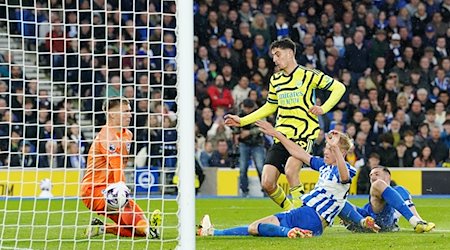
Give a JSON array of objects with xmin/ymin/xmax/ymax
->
[{"xmin": 264, "ymin": 139, "xmax": 314, "ymax": 174}]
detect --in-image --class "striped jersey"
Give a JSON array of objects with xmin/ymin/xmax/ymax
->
[
  {"xmin": 267, "ymin": 65, "xmax": 338, "ymax": 143},
  {"xmin": 301, "ymin": 156, "xmax": 357, "ymax": 225}
]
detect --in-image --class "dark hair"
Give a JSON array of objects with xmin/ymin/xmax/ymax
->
[
  {"xmin": 269, "ymin": 38, "xmax": 296, "ymax": 54},
  {"xmin": 372, "ymin": 166, "xmax": 391, "ymax": 175},
  {"xmin": 102, "ymin": 97, "xmax": 130, "ymax": 111}
]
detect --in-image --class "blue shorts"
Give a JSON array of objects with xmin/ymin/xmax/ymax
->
[
  {"xmin": 274, "ymin": 206, "xmax": 323, "ymax": 236},
  {"xmin": 355, "ymin": 186, "xmax": 410, "ymax": 231}
]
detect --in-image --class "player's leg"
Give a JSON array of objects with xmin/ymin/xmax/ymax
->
[
  {"xmin": 261, "ymin": 165, "xmax": 293, "ymax": 210},
  {"xmin": 284, "ymin": 156, "xmax": 304, "ymax": 208},
  {"xmin": 116, "ymin": 199, "xmax": 150, "ymax": 236},
  {"xmin": 239, "ymin": 143, "xmax": 251, "ymax": 196},
  {"xmin": 393, "ymin": 186, "xmax": 422, "ymax": 220},
  {"xmin": 370, "ymin": 180, "xmax": 433, "ymax": 232},
  {"xmin": 262, "ymin": 143, "xmax": 293, "ymax": 210},
  {"xmin": 197, "ymin": 214, "xmax": 249, "ymax": 236},
  {"xmin": 394, "ymin": 186, "xmax": 435, "ymax": 232},
  {"xmin": 286, "ymin": 139, "xmax": 312, "ymax": 208},
  {"xmin": 250, "ymin": 207, "xmax": 314, "ymax": 238},
  {"xmin": 339, "ymin": 202, "xmax": 380, "ymax": 232},
  {"xmin": 199, "ymin": 214, "xmax": 299, "ymax": 237}
]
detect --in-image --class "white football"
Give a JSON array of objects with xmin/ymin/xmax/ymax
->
[{"xmin": 105, "ymin": 184, "xmax": 130, "ymax": 210}]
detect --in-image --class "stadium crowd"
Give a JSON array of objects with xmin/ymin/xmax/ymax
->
[{"xmin": 0, "ymin": 0, "xmax": 449, "ymax": 187}]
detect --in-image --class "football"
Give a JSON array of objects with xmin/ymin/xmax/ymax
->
[{"xmin": 105, "ymin": 183, "xmax": 130, "ymax": 210}]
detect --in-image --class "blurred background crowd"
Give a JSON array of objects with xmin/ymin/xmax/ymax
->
[{"xmin": 0, "ymin": 0, "xmax": 448, "ymax": 182}]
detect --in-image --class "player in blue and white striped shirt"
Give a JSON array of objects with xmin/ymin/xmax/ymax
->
[{"xmin": 198, "ymin": 121, "xmax": 376, "ymax": 238}]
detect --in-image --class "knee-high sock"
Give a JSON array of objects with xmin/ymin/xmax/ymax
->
[
  {"xmin": 290, "ymin": 184, "xmax": 305, "ymax": 208},
  {"xmin": 339, "ymin": 202, "xmax": 364, "ymax": 225},
  {"xmin": 213, "ymin": 226, "xmax": 249, "ymax": 236},
  {"xmin": 257, "ymin": 223, "xmax": 290, "ymax": 237},
  {"xmin": 268, "ymin": 185, "xmax": 293, "ymax": 211},
  {"xmin": 382, "ymin": 186, "xmax": 419, "ymax": 226}
]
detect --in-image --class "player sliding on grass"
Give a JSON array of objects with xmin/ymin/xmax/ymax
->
[
  {"xmin": 80, "ymin": 97, "xmax": 161, "ymax": 238},
  {"xmin": 339, "ymin": 166, "xmax": 435, "ymax": 233},
  {"xmin": 198, "ymin": 122, "xmax": 378, "ymax": 238},
  {"xmin": 225, "ymin": 38, "xmax": 345, "ymax": 211}
]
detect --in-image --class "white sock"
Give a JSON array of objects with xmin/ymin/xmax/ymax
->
[
  {"xmin": 409, "ymin": 216, "xmax": 420, "ymax": 227},
  {"xmin": 359, "ymin": 219, "xmax": 365, "ymax": 227}
]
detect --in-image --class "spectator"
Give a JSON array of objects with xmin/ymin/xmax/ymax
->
[
  {"xmin": 207, "ymin": 75, "xmax": 234, "ymax": 112},
  {"xmin": 398, "ymin": 130, "xmax": 421, "ymax": 167},
  {"xmin": 442, "ymin": 120, "xmax": 450, "ymax": 148},
  {"xmin": 199, "ymin": 141, "xmax": 214, "ymax": 168},
  {"xmin": 250, "ymin": 13, "xmax": 271, "ymax": 45},
  {"xmin": 368, "ymin": 29, "xmax": 389, "ymax": 66},
  {"xmin": 66, "ymin": 141, "xmax": 86, "ymax": 168},
  {"xmin": 376, "ymin": 133, "xmax": 397, "ymax": 167},
  {"xmin": 232, "ymin": 76, "xmax": 251, "ymax": 111},
  {"xmin": 9, "ymin": 141, "xmax": 36, "ymax": 168},
  {"xmin": 427, "ymin": 125, "xmax": 449, "ymax": 165},
  {"xmin": 357, "ymin": 153, "xmax": 381, "ymax": 194},
  {"xmin": 271, "ymin": 13, "xmax": 289, "ymax": 42},
  {"xmin": 235, "ymin": 99, "xmax": 265, "ymax": 196},
  {"xmin": 409, "ymin": 100, "xmax": 426, "ymax": 130},
  {"xmin": 413, "ymin": 145, "xmax": 437, "ymax": 167},
  {"xmin": 197, "ymin": 107, "xmax": 214, "ymax": 138},
  {"xmin": 38, "ymin": 140, "xmax": 64, "ymax": 168},
  {"xmin": 411, "ymin": 3, "xmax": 430, "ymax": 36},
  {"xmin": 415, "ymin": 123, "xmax": 431, "ymax": 149},
  {"xmin": 209, "ymin": 139, "xmax": 232, "ymax": 168},
  {"xmin": 354, "ymin": 131, "xmax": 372, "ymax": 161},
  {"xmin": 207, "ymin": 113, "xmax": 232, "ymax": 147}
]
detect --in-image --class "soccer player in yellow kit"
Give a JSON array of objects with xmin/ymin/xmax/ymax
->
[{"xmin": 225, "ymin": 38, "xmax": 345, "ymax": 210}]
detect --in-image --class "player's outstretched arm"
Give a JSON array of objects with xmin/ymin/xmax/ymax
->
[
  {"xmin": 225, "ymin": 102, "xmax": 278, "ymax": 127},
  {"xmin": 256, "ymin": 120, "xmax": 312, "ymax": 164},
  {"xmin": 326, "ymin": 130, "xmax": 349, "ymax": 183}
]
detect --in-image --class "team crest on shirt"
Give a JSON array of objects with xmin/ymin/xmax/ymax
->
[
  {"xmin": 126, "ymin": 143, "xmax": 131, "ymax": 153},
  {"xmin": 275, "ymin": 85, "xmax": 281, "ymax": 92},
  {"xmin": 296, "ymin": 80, "xmax": 303, "ymax": 87},
  {"xmin": 324, "ymin": 75, "xmax": 333, "ymax": 85},
  {"xmin": 109, "ymin": 144, "xmax": 116, "ymax": 153}
]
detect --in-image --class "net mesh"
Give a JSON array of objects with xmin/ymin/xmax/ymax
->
[{"xmin": 0, "ymin": 0, "xmax": 180, "ymax": 249}]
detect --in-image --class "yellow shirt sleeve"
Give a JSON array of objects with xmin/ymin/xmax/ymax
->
[
  {"xmin": 315, "ymin": 74, "xmax": 346, "ymax": 114},
  {"xmin": 240, "ymin": 78, "xmax": 278, "ymax": 126},
  {"xmin": 240, "ymin": 102, "xmax": 278, "ymax": 126}
]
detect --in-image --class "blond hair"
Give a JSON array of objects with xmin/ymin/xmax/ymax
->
[{"xmin": 328, "ymin": 131, "xmax": 354, "ymax": 153}]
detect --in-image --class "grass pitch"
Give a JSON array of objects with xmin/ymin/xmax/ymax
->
[{"xmin": 0, "ymin": 197, "xmax": 449, "ymax": 249}]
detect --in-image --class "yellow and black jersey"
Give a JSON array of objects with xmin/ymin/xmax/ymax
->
[{"xmin": 240, "ymin": 65, "xmax": 345, "ymax": 143}]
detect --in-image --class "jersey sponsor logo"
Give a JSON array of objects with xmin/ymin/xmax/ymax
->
[{"xmin": 278, "ymin": 91, "xmax": 304, "ymax": 105}]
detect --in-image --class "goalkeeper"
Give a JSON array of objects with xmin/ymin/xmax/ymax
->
[{"xmin": 80, "ymin": 97, "xmax": 160, "ymax": 238}]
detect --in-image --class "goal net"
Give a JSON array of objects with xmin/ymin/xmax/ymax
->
[{"xmin": 0, "ymin": 0, "xmax": 195, "ymax": 249}]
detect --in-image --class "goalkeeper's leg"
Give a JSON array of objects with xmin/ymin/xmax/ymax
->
[
  {"xmin": 105, "ymin": 199, "xmax": 150, "ymax": 237},
  {"xmin": 83, "ymin": 188, "xmax": 155, "ymax": 238}
]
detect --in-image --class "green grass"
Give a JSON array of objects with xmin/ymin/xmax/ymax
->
[{"xmin": 0, "ymin": 198, "xmax": 449, "ymax": 249}]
